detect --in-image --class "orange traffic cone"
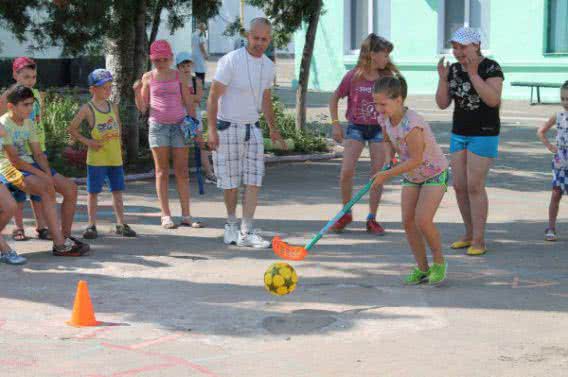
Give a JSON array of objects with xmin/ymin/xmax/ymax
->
[{"xmin": 67, "ymin": 280, "xmax": 101, "ymax": 327}]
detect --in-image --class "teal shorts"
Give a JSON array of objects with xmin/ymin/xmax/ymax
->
[
  {"xmin": 402, "ymin": 169, "xmax": 449, "ymax": 190},
  {"xmin": 450, "ymin": 133, "xmax": 499, "ymax": 158}
]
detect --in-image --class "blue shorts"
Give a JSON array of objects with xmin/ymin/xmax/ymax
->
[
  {"xmin": 87, "ymin": 165, "xmax": 125, "ymax": 194},
  {"xmin": 449, "ymin": 133, "xmax": 499, "ymax": 158},
  {"xmin": 345, "ymin": 124, "xmax": 384, "ymax": 144},
  {"xmin": 148, "ymin": 121, "xmax": 186, "ymax": 148},
  {"xmin": 0, "ymin": 162, "xmax": 58, "ymax": 203}
]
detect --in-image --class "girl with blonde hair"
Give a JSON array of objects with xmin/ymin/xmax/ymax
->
[{"xmin": 328, "ymin": 33, "xmax": 398, "ymax": 234}]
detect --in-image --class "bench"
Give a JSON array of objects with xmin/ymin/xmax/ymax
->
[{"xmin": 511, "ymin": 81, "xmax": 562, "ymax": 105}]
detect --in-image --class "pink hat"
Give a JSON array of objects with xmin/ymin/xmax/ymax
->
[
  {"xmin": 13, "ymin": 56, "xmax": 36, "ymax": 74},
  {"xmin": 150, "ymin": 40, "xmax": 173, "ymax": 60}
]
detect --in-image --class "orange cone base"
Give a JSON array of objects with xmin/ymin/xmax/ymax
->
[{"xmin": 67, "ymin": 280, "xmax": 101, "ymax": 327}]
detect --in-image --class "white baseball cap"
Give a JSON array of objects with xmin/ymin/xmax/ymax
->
[{"xmin": 450, "ymin": 27, "xmax": 481, "ymax": 45}]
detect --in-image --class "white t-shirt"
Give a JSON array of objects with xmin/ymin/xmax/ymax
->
[
  {"xmin": 214, "ymin": 47, "xmax": 275, "ymax": 124},
  {"xmin": 191, "ymin": 31, "xmax": 207, "ymax": 74}
]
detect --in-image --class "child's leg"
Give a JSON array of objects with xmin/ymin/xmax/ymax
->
[
  {"xmin": 368, "ymin": 142, "xmax": 386, "ymax": 217},
  {"xmin": 339, "ymin": 139, "xmax": 365, "ymax": 206},
  {"xmin": 111, "ymin": 191, "xmax": 125, "ymax": 225},
  {"xmin": 51, "ymin": 174, "xmax": 78, "ymax": 238},
  {"xmin": 548, "ymin": 187, "xmax": 563, "ymax": 229},
  {"xmin": 22, "ymin": 176, "xmax": 65, "ymax": 246},
  {"xmin": 87, "ymin": 193, "xmax": 98, "ymax": 226},
  {"xmin": 172, "ymin": 146, "xmax": 191, "ymax": 218},
  {"xmin": 200, "ymin": 149, "xmax": 214, "ymax": 176},
  {"xmin": 151, "ymin": 147, "xmax": 172, "ymax": 217},
  {"xmin": 0, "ymin": 185, "xmax": 17, "ymax": 251},
  {"xmin": 13, "ymin": 202, "xmax": 25, "ymax": 230},
  {"xmin": 401, "ymin": 186, "xmax": 428, "ymax": 271},
  {"xmin": 415, "ymin": 186, "xmax": 446, "ymax": 265},
  {"xmin": 31, "ymin": 199, "xmax": 47, "ymax": 230}
]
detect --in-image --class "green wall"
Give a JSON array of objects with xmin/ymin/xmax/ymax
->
[{"xmin": 295, "ymin": 0, "xmax": 567, "ymax": 101}]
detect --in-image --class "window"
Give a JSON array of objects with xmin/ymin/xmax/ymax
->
[
  {"xmin": 345, "ymin": 0, "xmax": 390, "ymax": 52},
  {"xmin": 547, "ymin": 0, "xmax": 568, "ymax": 53},
  {"xmin": 440, "ymin": 0, "xmax": 490, "ymax": 50}
]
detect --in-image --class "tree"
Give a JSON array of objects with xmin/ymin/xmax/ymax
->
[
  {"xmin": 246, "ymin": 0, "xmax": 323, "ymax": 130},
  {"xmin": 0, "ymin": 0, "xmax": 221, "ymax": 163}
]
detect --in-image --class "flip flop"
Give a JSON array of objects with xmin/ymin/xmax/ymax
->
[
  {"xmin": 179, "ymin": 217, "xmax": 205, "ymax": 228},
  {"xmin": 466, "ymin": 246, "xmax": 487, "ymax": 256},
  {"xmin": 450, "ymin": 240, "xmax": 472, "ymax": 249},
  {"xmin": 36, "ymin": 228, "xmax": 52, "ymax": 240},
  {"xmin": 12, "ymin": 228, "xmax": 29, "ymax": 241}
]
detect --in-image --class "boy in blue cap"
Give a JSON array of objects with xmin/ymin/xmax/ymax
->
[{"xmin": 68, "ymin": 69, "xmax": 136, "ymax": 239}]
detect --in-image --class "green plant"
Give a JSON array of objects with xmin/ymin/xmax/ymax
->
[
  {"xmin": 42, "ymin": 91, "xmax": 86, "ymax": 176},
  {"xmin": 258, "ymin": 96, "xmax": 328, "ymax": 154}
]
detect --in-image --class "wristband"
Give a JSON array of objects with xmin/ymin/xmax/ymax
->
[{"xmin": 331, "ymin": 119, "xmax": 340, "ymax": 125}]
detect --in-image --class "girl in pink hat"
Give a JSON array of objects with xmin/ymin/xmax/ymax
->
[{"xmin": 134, "ymin": 40, "xmax": 203, "ymax": 229}]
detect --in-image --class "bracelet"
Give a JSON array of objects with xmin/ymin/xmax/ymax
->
[{"xmin": 331, "ymin": 119, "xmax": 340, "ymax": 125}]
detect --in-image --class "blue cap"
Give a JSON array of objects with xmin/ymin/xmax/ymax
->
[
  {"xmin": 88, "ymin": 68, "xmax": 113, "ymax": 87},
  {"xmin": 175, "ymin": 51, "xmax": 193, "ymax": 66}
]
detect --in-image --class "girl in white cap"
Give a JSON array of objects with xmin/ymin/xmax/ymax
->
[{"xmin": 435, "ymin": 26, "xmax": 504, "ymax": 256}]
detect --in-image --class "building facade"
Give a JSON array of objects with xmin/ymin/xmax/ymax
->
[{"xmin": 294, "ymin": 0, "xmax": 567, "ymax": 101}]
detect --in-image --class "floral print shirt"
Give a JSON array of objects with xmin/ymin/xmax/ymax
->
[
  {"xmin": 383, "ymin": 109, "xmax": 448, "ymax": 183},
  {"xmin": 448, "ymin": 58, "xmax": 504, "ymax": 137}
]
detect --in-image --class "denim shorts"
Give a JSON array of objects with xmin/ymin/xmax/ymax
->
[
  {"xmin": 148, "ymin": 121, "xmax": 186, "ymax": 148},
  {"xmin": 450, "ymin": 133, "xmax": 499, "ymax": 158},
  {"xmin": 345, "ymin": 123, "xmax": 384, "ymax": 144},
  {"xmin": 87, "ymin": 165, "xmax": 125, "ymax": 194}
]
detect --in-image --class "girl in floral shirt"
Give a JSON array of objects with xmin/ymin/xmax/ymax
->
[{"xmin": 372, "ymin": 76, "xmax": 449, "ymax": 286}]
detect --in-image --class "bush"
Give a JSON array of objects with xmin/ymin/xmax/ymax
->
[
  {"xmin": 258, "ymin": 96, "xmax": 328, "ymax": 154},
  {"xmin": 201, "ymin": 95, "xmax": 328, "ymax": 154},
  {"xmin": 43, "ymin": 90, "xmax": 84, "ymax": 176}
]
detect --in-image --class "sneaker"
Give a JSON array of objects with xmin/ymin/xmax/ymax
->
[
  {"xmin": 68, "ymin": 236, "xmax": 90, "ymax": 254},
  {"xmin": 404, "ymin": 267, "xmax": 429, "ymax": 285},
  {"xmin": 224, "ymin": 223, "xmax": 239, "ymax": 245},
  {"xmin": 52, "ymin": 238, "xmax": 88, "ymax": 257},
  {"xmin": 0, "ymin": 250, "xmax": 27, "ymax": 265},
  {"xmin": 205, "ymin": 174, "xmax": 217, "ymax": 184},
  {"xmin": 83, "ymin": 225, "xmax": 98, "ymax": 240},
  {"xmin": 330, "ymin": 212, "xmax": 353, "ymax": 233},
  {"xmin": 545, "ymin": 228, "xmax": 557, "ymax": 242},
  {"xmin": 366, "ymin": 219, "xmax": 385, "ymax": 235},
  {"xmin": 428, "ymin": 262, "xmax": 448, "ymax": 286},
  {"xmin": 116, "ymin": 224, "xmax": 137, "ymax": 237},
  {"xmin": 236, "ymin": 230, "xmax": 271, "ymax": 249}
]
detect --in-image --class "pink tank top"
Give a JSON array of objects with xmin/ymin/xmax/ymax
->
[{"xmin": 149, "ymin": 71, "xmax": 185, "ymax": 125}]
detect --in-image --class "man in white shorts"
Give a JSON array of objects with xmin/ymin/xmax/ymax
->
[{"xmin": 207, "ymin": 17, "xmax": 285, "ymax": 248}]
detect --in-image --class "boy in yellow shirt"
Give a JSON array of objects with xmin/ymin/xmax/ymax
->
[
  {"xmin": 0, "ymin": 57, "xmax": 49, "ymax": 241},
  {"xmin": 68, "ymin": 69, "xmax": 136, "ymax": 239},
  {"xmin": 0, "ymin": 84, "xmax": 89, "ymax": 256}
]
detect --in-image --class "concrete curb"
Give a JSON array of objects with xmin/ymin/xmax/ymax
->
[{"xmin": 72, "ymin": 151, "xmax": 343, "ymax": 185}]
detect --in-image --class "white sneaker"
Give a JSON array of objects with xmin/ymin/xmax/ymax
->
[
  {"xmin": 545, "ymin": 228, "xmax": 557, "ymax": 242},
  {"xmin": 236, "ymin": 230, "xmax": 271, "ymax": 249},
  {"xmin": 224, "ymin": 223, "xmax": 239, "ymax": 245}
]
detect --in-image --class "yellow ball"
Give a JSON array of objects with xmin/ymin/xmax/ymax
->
[{"xmin": 264, "ymin": 262, "xmax": 298, "ymax": 296}]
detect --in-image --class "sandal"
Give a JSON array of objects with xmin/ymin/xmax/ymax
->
[
  {"xmin": 161, "ymin": 216, "xmax": 177, "ymax": 229},
  {"xmin": 179, "ymin": 216, "xmax": 204, "ymax": 228},
  {"xmin": 36, "ymin": 228, "xmax": 52, "ymax": 240},
  {"xmin": 11, "ymin": 228, "xmax": 29, "ymax": 241}
]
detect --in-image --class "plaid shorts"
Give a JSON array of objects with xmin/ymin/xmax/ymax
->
[{"xmin": 213, "ymin": 120, "xmax": 265, "ymax": 189}]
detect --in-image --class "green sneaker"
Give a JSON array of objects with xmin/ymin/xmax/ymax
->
[
  {"xmin": 404, "ymin": 267, "xmax": 429, "ymax": 285},
  {"xmin": 428, "ymin": 262, "xmax": 447, "ymax": 286}
]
